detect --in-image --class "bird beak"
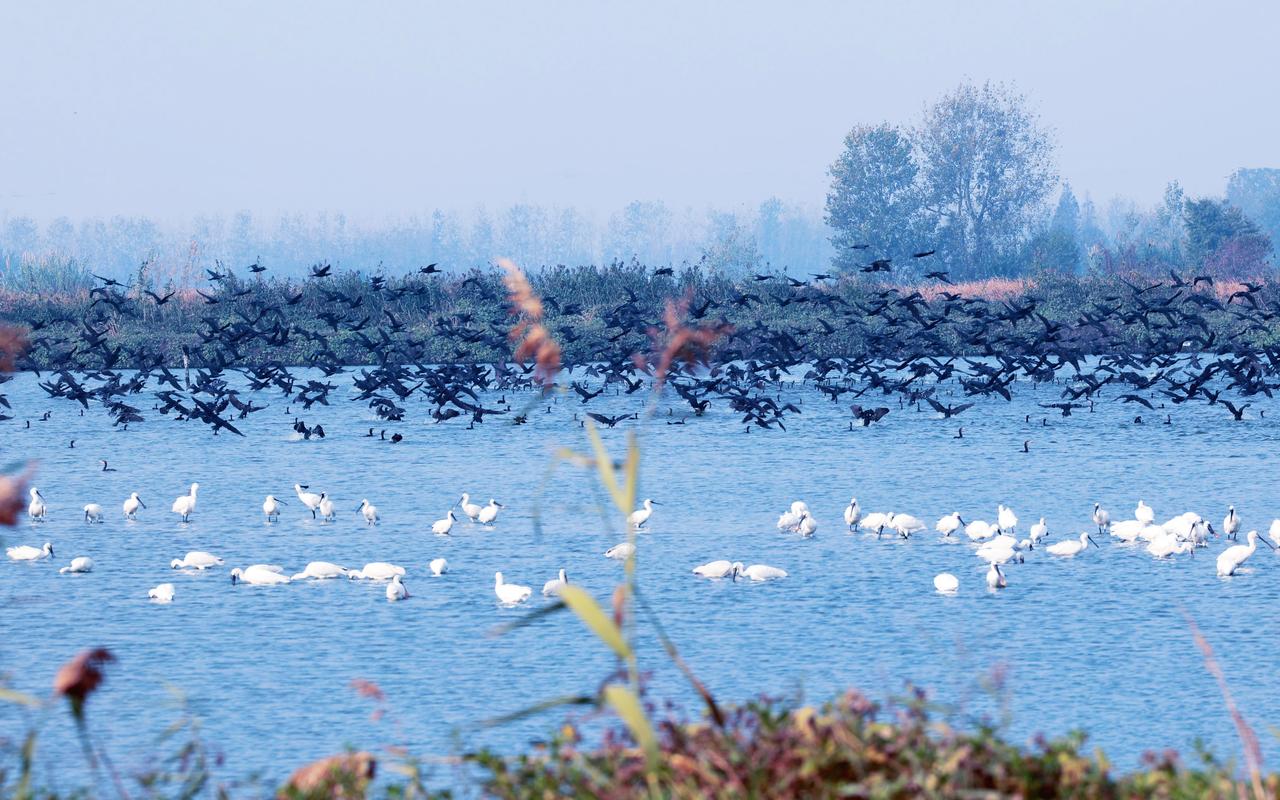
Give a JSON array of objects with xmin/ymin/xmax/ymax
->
[
  {"xmin": 354, "ymin": 504, "xmax": 363, "ymax": 512},
  {"xmin": 231, "ymin": 574, "xmax": 238, "ymax": 584},
  {"xmin": 1260, "ymin": 536, "xmax": 1276, "ymax": 551},
  {"xmin": 1088, "ymin": 535, "xmax": 1099, "ymax": 548},
  {"xmin": 139, "ymin": 499, "xmax": 146, "ymax": 508},
  {"xmin": 651, "ymin": 501, "xmax": 661, "ymax": 506}
]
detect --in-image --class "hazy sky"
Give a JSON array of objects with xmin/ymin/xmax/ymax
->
[{"xmin": 1, "ymin": 0, "xmax": 1276, "ymax": 222}]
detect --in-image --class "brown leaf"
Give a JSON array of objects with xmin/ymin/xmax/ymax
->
[
  {"xmin": 53, "ymin": 647, "xmax": 114, "ymax": 720},
  {"xmin": 280, "ymin": 752, "xmax": 376, "ymax": 799}
]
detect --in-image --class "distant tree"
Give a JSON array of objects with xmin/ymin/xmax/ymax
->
[
  {"xmin": 1226, "ymin": 168, "xmax": 1280, "ymax": 253},
  {"xmin": 1045, "ymin": 184, "xmax": 1082, "ymax": 272},
  {"xmin": 1183, "ymin": 198, "xmax": 1272, "ymax": 275},
  {"xmin": 702, "ymin": 211, "xmax": 760, "ymax": 276},
  {"xmin": 825, "ymin": 123, "xmax": 926, "ymax": 271},
  {"xmin": 915, "ymin": 82, "xmax": 1057, "ymax": 278}
]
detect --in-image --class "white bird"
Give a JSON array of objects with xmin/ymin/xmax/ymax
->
[
  {"xmin": 348, "ymin": 562, "xmax": 405, "ymax": 581},
  {"xmin": 494, "ymin": 572, "xmax": 532, "ymax": 605},
  {"xmin": 743, "ymin": 564, "xmax": 787, "ymax": 581},
  {"xmin": 357, "ymin": 499, "xmax": 379, "ymax": 526},
  {"xmin": 629, "ymin": 498, "xmax": 658, "ymax": 529},
  {"xmin": 1109, "ymin": 519, "xmax": 1146, "ymax": 542},
  {"xmin": 170, "ymin": 551, "xmax": 223, "ymax": 570},
  {"xmin": 964, "ymin": 519, "xmax": 997, "ymax": 541},
  {"xmin": 290, "ymin": 561, "xmax": 347, "ymax": 580},
  {"xmin": 996, "ymin": 505, "xmax": 1018, "ymax": 534},
  {"xmin": 604, "ymin": 542, "xmax": 636, "ymax": 560},
  {"xmin": 542, "ymin": 568, "xmax": 570, "ymax": 595},
  {"xmin": 318, "ymin": 493, "xmax": 335, "ymax": 522},
  {"xmin": 1147, "ymin": 532, "xmax": 1193, "ymax": 559},
  {"xmin": 976, "ymin": 535, "xmax": 1022, "ymax": 564},
  {"xmin": 1047, "ymin": 532, "xmax": 1100, "ymax": 557},
  {"xmin": 385, "ymin": 574, "xmax": 409, "ymax": 601},
  {"xmin": 796, "ymin": 513, "xmax": 818, "ymax": 537},
  {"xmin": 1223, "ymin": 506, "xmax": 1240, "ymax": 540},
  {"xmin": 432, "ymin": 509, "xmax": 456, "ymax": 536},
  {"xmin": 148, "ymin": 583, "xmax": 175, "ymax": 602},
  {"xmin": 122, "ymin": 492, "xmax": 147, "ymax": 520},
  {"xmin": 1217, "ymin": 530, "xmax": 1274, "ymax": 576},
  {"xmin": 171, "ymin": 483, "xmax": 199, "ymax": 523},
  {"xmin": 59, "ymin": 556, "xmax": 94, "ymax": 574},
  {"xmin": 1092, "ymin": 503, "xmax": 1110, "ymax": 533},
  {"xmin": 477, "ymin": 499, "xmax": 503, "ymax": 525},
  {"xmin": 82, "ymin": 503, "xmax": 104, "ymax": 523},
  {"xmin": 429, "ymin": 558, "xmax": 448, "ymax": 576},
  {"xmin": 7, "ymin": 542, "xmax": 53, "ymax": 561},
  {"xmin": 777, "ymin": 500, "xmax": 809, "ymax": 532},
  {"xmin": 230, "ymin": 565, "xmax": 291, "ymax": 585},
  {"xmin": 1269, "ymin": 519, "xmax": 1280, "ymax": 548},
  {"xmin": 986, "ymin": 562, "xmax": 1007, "ymax": 589},
  {"xmin": 294, "ymin": 484, "xmax": 323, "ymax": 518},
  {"xmin": 888, "ymin": 513, "xmax": 924, "ymax": 538},
  {"xmin": 1029, "ymin": 517, "xmax": 1048, "ymax": 545},
  {"xmin": 935, "ymin": 512, "xmax": 963, "ymax": 537},
  {"xmin": 843, "ymin": 498, "xmax": 861, "ymax": 531},
  {"xmin": 1135, "ymin": 500, "xmax": 1154, "ymax": 525},
  {"xmin": 458, "ymin": 493, "xmax": 483, "ymax": 520},
  {"xmin": 860, "ymin": 511, "xmax": 892, "ymax": 537},
  {"xmin": 692, "ymin": 560, "xmax": 742, "ymax": 579},
  {"xmin": 28, "ymin": 488, "xmax": 46, "ymax": 521},
  {"xmin": 934, "ymin": 572, "xmax": 959, "ymax": 593},
  {"xmin": 262, "ymin": 495, "xmax": 285, "ymax": 521}
]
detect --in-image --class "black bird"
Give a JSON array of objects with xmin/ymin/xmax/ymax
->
[
  {"xmin": 419, "ymin": 263, "xmax": 441, "ymax": 274},
  {"xmin": 850, "ymin": 404, "xmax": 890, "ymax": 426}
]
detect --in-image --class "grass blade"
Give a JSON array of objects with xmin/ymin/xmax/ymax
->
[
  {"xmin": 603, "ymin": 684, "xmax": 658, "ymax": 764},
  {"xmin": 558, "ymin": 585, "xmax": 630, "ymax": 661}
]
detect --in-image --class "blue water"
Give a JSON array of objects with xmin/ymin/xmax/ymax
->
[{"xmin": 3, "ymin": 368, "xmax": 1280, "ymax": 788}]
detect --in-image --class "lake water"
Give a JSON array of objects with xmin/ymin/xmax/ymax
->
[{"xmin": 3, "ymin": 368, "xmax": 1280, "ymax": 788}]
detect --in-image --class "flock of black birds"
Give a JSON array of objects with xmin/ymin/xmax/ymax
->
[{"xmin": 4, "ymin": 261, "xmax": 1280, "ymax": 439}]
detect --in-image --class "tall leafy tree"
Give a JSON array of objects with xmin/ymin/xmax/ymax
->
[
  {"xmin": 825, "ymin": 123, "xmax": 925, "ymax": 271},
  {"xmin": 915, "ymin": 82, "xmax": 1057, "ymax": 277},
  {"xmin": 1226, "ymin": 168, "xmax": 1280, "ymax": 252},
  {"xmin": 1183, "ymin": 198, "xmax": 1272, "ymax": 275}
]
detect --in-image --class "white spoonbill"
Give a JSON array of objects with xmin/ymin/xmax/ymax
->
[
  {"xmin": 1147, "ymin": 532, "xmax": 1193, "ymax": 559},
  {"xmin": 294, "ymin": 484, "xmax": 323, "ymax": 518},
  {"xmin": 171, "ymin": 483, "xmax": 199, "ymax": 523},
  {"xmin": 888, "ymin": 513, "xmax": 925, "ymax": 538},
  {"xmin": 429, "ymin": 558, "xmax": 448, "ymax": 576},
  {"xmin": 934, "ymin": 572, "xmax": 959, "ymax": 593},
  {"xmin": 494, "ymin": 572, "xmax": 532, "ymax": 605},
  {"xmin": 432, "ymin": 509, "xmax": 456, "ymax": 536},
  {"xmin": 964, "ymin": 520, "xmax": 997, "ymax": 541},
  {"xmin": 28, "ymin": 488, "xmax": 46, "ymax": 521},
  {"xmin": 778, "ymin": 501, "xmax": 808, "ymax": 532},
  {"xmin": 477, "ymin": 499, "xmax": 503, "ymax": 525},
  {"xmin": 843, "ymin": 498, "xmax": 861, "ymax": 531},
  {"xmin": 262, "ymin": 495, "xmax": 285, "ymax": 521},
  {"xmin": 604, "ymin": 542, "xmax": 636, "ymax": 560},
  {"xmin": 935, "ymin": 512, "xmax": 963, "ymax": 537},
  {"xmin": 357, "ymin": 499, "xmax": 379, "ymax": 526},
  {"xmin": 290, "ymin": 561, "xmax": 347, "ymax": 580},
  {"xmin": 148, "ymin": 583, "xmax": 175, "ymax": 602},
  {"xmin": 986, "ymin": 562, "xmax": 1007, "ymax": 589},
  {"xmin": 692, "ymin": 560, "xmax": 742, "ymax": 579},
  {"xmin": 743, "ymin": 564, "xmax": 787, "ymax": 581},
  {"xmin": 629, "ymin": 499, "xmax": 658, "ymax": 529},
  {"xmin": 1223, "ymin": 506, "xmax": 1240, "ymax": 540},
  {"xmin": 457, "ymin": 493, "xmax": 483, "ymax": 520},
  {"xmin": 1269, "ymin": 519, "xmax": 1280, "ymax": 548},
  {"xmin": 997, "ymin": 505, "xmax": 1018, "ymax": 534},
  {"xmin": 122, "ymin": 492, "xmax": 146, "ymax": 519},
  {"xmin": 1135, "ymin": 500, "xmax": 1154, "ymax": 525},
  {"xmin": 1217, "ymin": 530, "xmax": 1274, "ymax": 576},
  {"xmin": 317, "ymin": 493, "xmax": 335, "ymax": 522},
  {"xmin": 7, "ymin": 542, "xmax": 53, "ymax": 561},
  {"xmin": 976, "ymin": 535, "xmax": 1022, "ymax": 564},
  {"xmin": 230, "ymin": 565, "xmax": 291, "ymax": 586},
  {"xmin": 860, "ymin": 512, "xmax": 892, "ymax": 537},
  {"xmin": 385, "ymin": 574, "xmax": 409, "ymax": 601},
  {"xmin": 542, "ymin": 569, "xmax": 569, "ymax": 595},
  {"xmin": 59, "ymin": 556, "xmax": 94, "ymax": 574},
  {"xmin": 797, "ymin": 513, "xmax": 818, "ymax": 538},
  {"xmin": 82, "ymin": 503, "xmax": 104, "ymax": 523},
  {"xmin": 1109, "ymin": 520, "xmax": 1145, "ymax": 542},
  {"xmin": 1092, "ymin": 503, "xmax": 1110, "ymax": 533},
  {"xmin": 348, "ymin": 562, "xmax": 405, "ymax": 581},
  {"xmin": 170, "ymin": 551, "xmax": 223, "ymax": 570},
  {"xmin": 1047, "ymin": 532, "xmax": 1100, "ymax": 557},
  {"xmin": 1029, "ymin": 517, "xmax": 1048, "ymax": 546}
]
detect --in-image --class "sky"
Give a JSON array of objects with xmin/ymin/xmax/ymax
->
[{"xmin": 1, "ymin": 0, "xmax": 1276, "ymax": 223}]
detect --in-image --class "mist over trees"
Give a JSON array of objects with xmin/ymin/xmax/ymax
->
[{"xmin": 2, "ymin": 85, "xmax": 1277, "ymax": 288}]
